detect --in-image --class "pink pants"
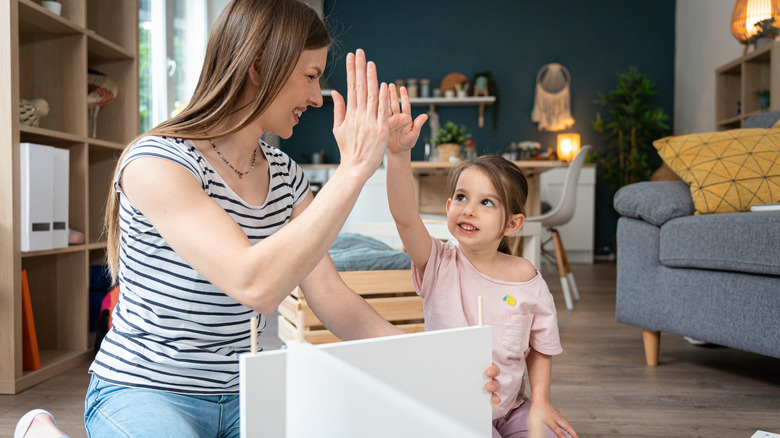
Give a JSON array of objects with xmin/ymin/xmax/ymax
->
[{"xmin": 492, "ymin": 399, "xmax": 573, "ymax": 438}]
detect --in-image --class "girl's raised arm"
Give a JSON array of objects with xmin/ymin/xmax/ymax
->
[{"xmin": 386, "ymin": 84, "xmax": 431, "ymax": 271}]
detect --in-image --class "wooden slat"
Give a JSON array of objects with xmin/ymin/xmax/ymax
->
[
  {"xmin": 282, "ymin": 295, "xmax": 423, "ymax": 329},
  {"xmin": 290, "ymin": 270, "xmax": 415, "ymax": 299},
  {"xmin": 277, "ymin": 316, "xmax": 425, "ymax": 345}
]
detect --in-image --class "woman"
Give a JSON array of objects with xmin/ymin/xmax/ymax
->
[{"xmin": 15, "ymin": 1, "xmax": 499, "ymax": 437}]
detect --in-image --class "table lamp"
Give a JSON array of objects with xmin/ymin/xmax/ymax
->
[{"xmin": 557, "ymin": 133, "xmax": 580, "ymax": 161}]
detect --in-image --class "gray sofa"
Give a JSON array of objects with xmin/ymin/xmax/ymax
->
[
  {"xmin": 613, "ymin": 111, "xmax": 780, "ymax": 365},
  {"xmin": 614, "ymin": 181, "xmax": 780, "ymax": 364}
]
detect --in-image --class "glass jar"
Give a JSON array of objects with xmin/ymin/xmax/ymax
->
[
  {"xmin": 406, "ymin": 79, "xmax": 418, "ymax": 98},
  {"xmin": 420, "ymin": 78, "xmax": 431, "ymax": 98}
]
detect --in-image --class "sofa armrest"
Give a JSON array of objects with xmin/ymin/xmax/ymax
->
[{"xmin": 614, "ymin": 181, "xmax": 695, "ymax": 226}]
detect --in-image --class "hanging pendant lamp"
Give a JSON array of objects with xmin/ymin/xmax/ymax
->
[{"xmin": 731, "ymin": 0, "xmax": 780, "ymax": 43}]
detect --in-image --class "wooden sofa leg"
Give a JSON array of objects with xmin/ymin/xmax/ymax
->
[{"xmin": 643, "ymin": 329, "xmax": 660, "ymax": 366}]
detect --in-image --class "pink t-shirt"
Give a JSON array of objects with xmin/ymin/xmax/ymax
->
[{"xmin": 412, "ymin": 237, "xmax": 563, "ymax": 419}]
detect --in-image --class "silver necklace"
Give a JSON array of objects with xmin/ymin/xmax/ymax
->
[{"xmin": 209, "ymin": 139, "xmax": 257, "ymax": 179}]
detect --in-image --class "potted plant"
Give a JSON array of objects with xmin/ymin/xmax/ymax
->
[
  {"xmin": 41, "ymin": 0, "xmax": 61, "ymax": 16},
  {"xmin": 754, "ymin": 87, "xmax": 770, "ymax": 110},
  {"xmin": 432, "ymin": 121, "xmax": 470, "ymax": 162},
  {"xmin": 593, "ymin": 66, "xmax": 670, "ymax": 199},
  {"xmin": 748, "ymin": 17, "xmax": 779, "ymax": 49}
]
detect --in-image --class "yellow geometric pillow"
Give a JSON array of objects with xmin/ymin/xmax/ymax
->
[{"xmin": 653, "ymin": 129, "xmax": 780, "ymax": 214}]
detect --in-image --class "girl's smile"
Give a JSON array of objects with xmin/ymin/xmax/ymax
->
[{"xmin": 446, "ymin": 167, "xmax": 506, "ymax": 249}]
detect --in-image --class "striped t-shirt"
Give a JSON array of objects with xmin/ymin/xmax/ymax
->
[{"xmin": 89, "ymin": 136, "xmax": 309, "ymax": 394}]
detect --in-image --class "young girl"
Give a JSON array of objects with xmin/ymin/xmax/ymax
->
[{"xmin": 386, "ymin": 84, "xmax": 578, "ymax": 438}]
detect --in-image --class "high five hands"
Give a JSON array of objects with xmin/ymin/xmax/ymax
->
[{"xmin": 331, "ymin": 49, "xmax": 389, "ymax": 179}]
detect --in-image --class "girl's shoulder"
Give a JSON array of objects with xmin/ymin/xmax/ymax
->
[{"xmin": 499, "ymin": 252, "xmax": 538, "ymax": 283}]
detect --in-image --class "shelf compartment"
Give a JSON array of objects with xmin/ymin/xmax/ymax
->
[
  {"xmin": 21, "ymin": 251, "xmax": 88, "ymax": 353},
  {"xmin": 743, "ymin": 57, "xmax": 772, "ymax": 115},
  {"xmin": 18, "ymin": 32, "xmax": 86, "ymax": 136},
  {"xmin": 716, "ymin": 66, "xmax": 741, "ymax": 122},
  {"xmin": 86, "ymin": 58, "xmax": 139, "ymax": 143},
  {"xmin": 86, "ymin": 0, "xmax": 137, "ymax": 53},
  {"xmin": 18, "ymin": 0, "xmax": 83, "ymax": 34},
  {"xmin": 88, "ymin": 147, "xmax": 121, "ymax": 244}
]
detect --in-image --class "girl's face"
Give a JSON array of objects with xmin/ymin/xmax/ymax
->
[
  {"xmin": 258, "ymin": 47, "xmax": 327, "ymax": 139},
  {"xmin": 446, "ymin": 167, "xmax": 513, "ymax": 251}
]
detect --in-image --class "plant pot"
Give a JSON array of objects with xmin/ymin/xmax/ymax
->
[
  {"xmin": 42, "ymin": 1, "xmax": 61, "ymax": 15},
  {"xmin": 437, "ymin": 143, "xmax": 461, "ymax": 163},
  {"xmin": 756, "ymin": 36, "xmax": 775, "ymax": 49}
]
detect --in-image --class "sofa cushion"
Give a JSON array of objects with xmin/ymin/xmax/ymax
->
[
  {"xmin": 653, "ymin": 128, "xmax": 780, "ymax": 215},
  {"xmin": 741, "ymin": 110, "xmax": 780, "ymax": 129},
  {"xmin": 659, "ymin": 211, "xmax": 780, "ymax": 276},
  {"xmin": 614, "ymin": 181, "xmax": 694, "ymax": 226}
]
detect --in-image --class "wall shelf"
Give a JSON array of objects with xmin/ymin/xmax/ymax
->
[{"xmin": 320, "ymin": 89, "xmax": 496, "ymax": 127}]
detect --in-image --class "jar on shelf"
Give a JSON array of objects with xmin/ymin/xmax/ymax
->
[
  {"xmin": 406, "ymin": 78, "xmax": 418, "ymax": 98},
  {"xmin": 394, "ymin": 79, "xmax": 405, "ymax": 97},
  {"xmin": 420, "ymin": 78, "xmax": 431, "ymax": 98}
]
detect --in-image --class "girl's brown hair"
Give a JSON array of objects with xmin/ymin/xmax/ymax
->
[
  {"xmin": 104, "ymin": 0, "xmax": 331, "ymax": 283},
  {"xmin": 446, "ymin": 155, "xmax": 529, "ymax": 254}
]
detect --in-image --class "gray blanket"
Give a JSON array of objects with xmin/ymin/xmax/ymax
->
[{"xmin": 329, "ymin": 233, "xmax": 412, "ymax": 271}]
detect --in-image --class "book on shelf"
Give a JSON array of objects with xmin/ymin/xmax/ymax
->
[{"xmin": 21, "ymin": 270, "xmax": 41, "ymax": 371}]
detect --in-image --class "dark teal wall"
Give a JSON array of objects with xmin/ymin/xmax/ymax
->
[{"xmin": 282, "ymin": 0, "xmax": 676, "ymax": 254}]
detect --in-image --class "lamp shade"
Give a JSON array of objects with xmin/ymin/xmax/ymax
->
[
  {"xmin": 731, "ymin": 0, "xmax": 780, "ymax": 43},
  {"xmin": 557, "ymin": 133, "xmax": 580, "ymax": 161}
]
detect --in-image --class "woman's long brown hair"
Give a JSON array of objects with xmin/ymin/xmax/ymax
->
[{"xmin": 104, "ymin": 0, "xmax": 331, "ymax": 284}]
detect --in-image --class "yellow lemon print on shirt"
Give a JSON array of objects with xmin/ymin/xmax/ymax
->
[{"xmin": 503, "ymin": 295, "xmax": 517, "ymax": 306}]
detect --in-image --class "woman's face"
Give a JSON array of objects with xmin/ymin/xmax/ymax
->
[{"xmin": 259, "ymin": 47, "xmax": 328, "ymax": 139}]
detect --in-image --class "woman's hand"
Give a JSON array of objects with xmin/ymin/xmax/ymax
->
[
  {"xmin": 387, "ymin": 83, "xmax": 427, "ymax": 155},
  {"xmin": 529, "ymin": 399, "xmax": 579, "ymax": 438},
  {"xmin": 331, "ymin": 49, "xmax": 389, "ymax": 180},
  {"xmin": 485, "ymin": 363, "xmax": 501, "ymax": 404}
]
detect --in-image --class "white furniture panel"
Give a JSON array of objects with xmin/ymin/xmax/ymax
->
[
  {"xmin": 240, "ymin": 326, "xmax": 492, "ymax": 438},
  {"xmin": 539, "ymin": 165, "xmax": 596, "ymax": 264}
]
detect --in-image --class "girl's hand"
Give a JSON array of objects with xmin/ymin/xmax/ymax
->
[
  {"xmin": 485, "ymin": 363, "xmax": 501, "ymax": 404},
  {"xmin": 331, "ymin": 49, "xmax": 389, "ymax": 179},
  {"xmin": 529, "ymin": 400, "xmax": 579, "ymax": 438},
  {"xmin": 387, "ymin": 83, "xmax": 427, "ymax": 155}
]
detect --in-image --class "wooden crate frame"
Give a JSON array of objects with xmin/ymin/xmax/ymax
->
[{"xmin": 277, "ymin": 270, "xmax": 424, "ymax": 344}]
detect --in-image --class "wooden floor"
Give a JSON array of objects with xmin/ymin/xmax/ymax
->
[{"xmin": 1, "ymin": 261, "xmax": 779, "ymax": 437}]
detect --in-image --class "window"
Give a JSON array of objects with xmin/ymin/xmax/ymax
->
[{"xmin": 139, "ymin": 0, "xmax": 208, "ymax": 132}]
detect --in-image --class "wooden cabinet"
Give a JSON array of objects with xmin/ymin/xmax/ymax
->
[
  {"xmin": 0, "ymin": 0, "xmax": 138, "ymax": 394},
  {"xmin": 716, "ymin": 40, "xmax": 780, "ymax": 130}
]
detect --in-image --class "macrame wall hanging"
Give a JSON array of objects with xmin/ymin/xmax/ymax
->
[{"xmin": 531, "ymin": 63, "xmax": 574, "ymax": 131}]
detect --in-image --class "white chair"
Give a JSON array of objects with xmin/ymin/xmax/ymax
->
[{"xmin": 526, "ymin": 145, "xmax": 592, "ymax": 310}]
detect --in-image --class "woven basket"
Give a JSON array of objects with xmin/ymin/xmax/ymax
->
[{"xmin": 437, "ymin": 143, "xmax": 461, "ymax": 163}]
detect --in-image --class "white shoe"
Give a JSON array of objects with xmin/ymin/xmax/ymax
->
[{"xmin": 14, "ymin": 409, "xmax": 57, "ymax": 438}]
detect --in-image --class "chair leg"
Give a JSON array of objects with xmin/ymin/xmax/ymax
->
[
  {"xmin": 643, "ymin": 329, "xmax": 660, "ymax": 366},
  {"xmin": 552, "ymin": 229, "xmax": 580, "ymax": 302},
  {"xmin": 551, "ymin": 230, "xmax": 573, "ymax": 310}
]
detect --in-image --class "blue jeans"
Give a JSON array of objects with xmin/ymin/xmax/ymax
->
[{"xmin": 84, "ymin": 375, "xmax": 240, "ymax": 438}]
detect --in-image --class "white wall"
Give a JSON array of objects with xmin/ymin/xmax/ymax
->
[{"xmin": 675, "ymin": 0, "xmax": 744, "ymax": 134}]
